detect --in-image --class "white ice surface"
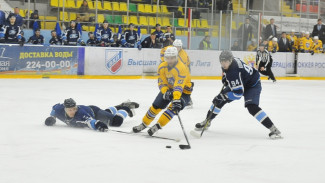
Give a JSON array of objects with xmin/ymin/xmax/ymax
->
[{"xmin": 0, "ymin": 79, "xmax": 324, "ymax": 183}]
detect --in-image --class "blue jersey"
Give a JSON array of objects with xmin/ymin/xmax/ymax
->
[
  {"xmin": 62, "ymin": 27, "xmax": 80, "ymax": 45},
  {"xmin": 27, "ymin": 34, "xmax": 44, "ymax": 45},
  {"xmin": 124, "ymin": 30, "xmax": 138, "ymax": 45},
  {"xmin": 50, "ymin": 104, "xmax": 96, "ymax": 128},
  {"xmin": 223, "ymin": 57, "xmax": 260, "ymax": 101},
  {"xmin": 3, "ymin": 24, "xmax": 21, "ymax": 42},
  {"xmin": 96, "ymin": 27, "xmax": 113, "ymax": 43}
]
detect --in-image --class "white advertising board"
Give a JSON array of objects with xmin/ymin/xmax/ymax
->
[{"xmin": 297, "ymin": 53, "xmax": 325, "ymax": 77}]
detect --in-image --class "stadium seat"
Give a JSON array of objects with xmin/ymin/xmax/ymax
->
[
  {"xmin": 170, "ymin": 18, "xmax": 179, "ymax": 27},
  {"xmin": 46, "ymin": 16, "xmax": 57, "ymax": 21},
  {"xmin": 176, "ymin": 30, "xmax": 182, "ymax": 36},
  {"xmin": 178, "ymin": 6, "xmax": 184, "ymax": 15},
  {"xmin": 122, "ymin": 15, "xmax": 128, "ymax": 24},
  {"xmin": 58, "ymin": 0, "xmax": 67, "ymax": 7},
  {"xmin": 129, "ymin": 3, "xmax": 137, "ymax": 12},
  {"xmin": 106, "ymin": 15, "xmax": 114, "ymax": 23},
  {"xmin": 60, "ymin": 11, "xmax": 69, "ymax": 21},
  {"xmin": 156, "ymin": 17, "xmax": 162, "ymax": 26},
  {"xmin": 103, "ymin": 1, "xmax": 112, "ymax": 10},
  {"xmin": 162, "ymin": 17, "xmax": 170, "ymax": 26},
  {"xmin": 161, "ymin": 5, "xmax": 169, "ymax": 14},
  {"xmin": 201, "ymin": 19, "xmax": 209, "ymax": 28},
  {"xmin": 98, "ymin": 14, "xmax": 105, "ymax": 23},
  {"xmin": 66, "ymin": 0, "xmax": 76, "ymax": 8},
  {"xmin": 232, "ymin": 21, "xmax": 237, "ymax": 29},
  {"xmin": 148, "ymin": 17, "xmax": 156, "ymax": 26},
  {"xmin": 139, "ymin": 16, "xmax": 148, "ymax": 26},
  {"xmin": 114, "ymin": 15, "xmax": 123, "ymax": 24},
  {"xmin": 178, "ymin": 18, "xmax": 188, "ymax": 27},
  {"xmin": 19, "ymin": 9, "xmax": 25, "ymax": 18},
  {"xmin": 93, "ymin": 1, "xmax": 103, "ymax": 10},
  {"xmin": 69, "ymin": 12, "xmax": 77, "ymax": 21},
  {"xmin": 120, "ymin": 2, "xmax": 127, "ymax": 11},
  {"xmin": 197, "ymin": 31, "xmax": 205, "ymax": 36},
  {"xmin": 82, "ymin": 25, "xmax": 88, "ymax": 31},
  {"xmin": 76, "ymin": 0, "xmax": 83, "ymax": 8},
  {"xmin": 39, "ymin": 16, "xmax": 45, "ymax": 20},
  {"xmin": 144, "ymin": 4, "xmax": 152, "ymax": 13},
  {"xmin": 138, "ymin": 4, "xmax": 145, "ymax": 13},
  {"xmin": 130, "ymin": 16, "xmax": 138, "ymax": 25},
  {"xmin": 87, "ymin": 0, "xmax": 94, "ymax": 9},
  {"xmin": 140, "ymin": 28, "xmax": 148, "ymax": 34},
  {"xmin": 112, "ymin": 2, "xmax": 120, "ymax": 11},
  {"xmin": 45, "ymin": 22, "xmax": 56, "ymax": 30},
  {"xmin": 51, "ymin": 0, "xmax": 58, "ymax": 7},
  {"xmin": 212, "ymin": 31, "xmax": 218, "ymax": 37},
  {"xmin": 89, "ymin": 26, "xmax": 95, "ymax": 32},
  {"xmin": 152, "ymin": 5, "xmax": 160, "ymax": 13}
]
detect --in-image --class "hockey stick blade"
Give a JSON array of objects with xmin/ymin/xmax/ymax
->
[
  {"xmin": 179, "ymin": 144, "xmax": 191, "ymax": 150},
  {"xmin": 109, "ymin": 129, "xmax": 181, "ymax": 142},
  {"xmin": 190, "ymin": 130, "xmax": 201, "ymax": 138}
]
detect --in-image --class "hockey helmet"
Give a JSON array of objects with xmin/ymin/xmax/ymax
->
[
  {"xmin": 165, "ymin": 46, "xmax": 178, "ymax": 58},
  {"xmin": 173, "ymin": 39, "xmax": 183, "ymax": 47},
  {"xmin": 64, "ymin": 98, "xmax": 76, "ymax": 108},
  {"xmin": 219, "ymin": 50, "xmax": 233, "ymax": 63}
]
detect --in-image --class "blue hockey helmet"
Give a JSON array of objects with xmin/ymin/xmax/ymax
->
[{"xmin": 64, "ymin": 98, "xmax": 76, "ymax": 108}]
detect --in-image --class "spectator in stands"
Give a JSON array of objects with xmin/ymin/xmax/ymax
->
[
  {"xmin": 238, "ymin": 17, "xmax": 253, "ymax": 51},
  {"xmin": 312, "ymin": 18, "xmax": 325, "ymax": 45},
  {"xmin": 111, "ymin": 34, "xmax": 122, "ymax": 47},
  {"xmin": 7, "ymin": 7, "xmax": 23, "ymax": 27},
  {"xmin": 3, "ymin": 15, "xmax": 22, "ymax": 44},
  {"xmin": 153, "ymin": 24, "xmax": 164, "ymax": 48},
  {"xmin": 310, "ymin": 36, "xmax": 323, "ymax": 55},
  {"xmin": 264, "ymin": 18, "xmax": 277, "ymax": 40},
  {"xmin": 287, "ymin": 29, "xmax": 297, "ymax": 51},
  {"xmin": 199, "ymin": 35, "xmax": 212, "ymax": 50},
  {"xmin": 278, "ymin": 32, "xmax": 292, "ymax": 52},
  {"xmin": 217, "ymin": 0, "xmax": 233, "ymax": 10},
  {"xmin": 78, "ymin": 0, "xmax": 90, "ymax": 22},
  {"xmin": 86, "ymin": 32, "xmax": 97, "ymax": 46},
  {"xmin": 262, "ymin": 39, "xmax": 269, "ymax": 50},
  {"xmin": 29, "ymin": 10, "xmax": 41, "ymax": 29},
  {"xmin": 300, "ymin": 31, "xmax": 313, "ymax": 53},
  {"xmin": 247, "ymin": 38, "xmax": 257, "ymax": 51},
  {"xmin": 27, "ymin": 29, "xmax": 44, "ymax": 45},
  {"xmin": 231, "ymin": 40, "xmax": 241, "ymax": 51},
  {"xmin": 162, "ymin": 26, "xmax": 175, "ymax": 47},
  {"xmin": 141, "ymin": 32, "xmax": 159, "ymax": 48},
  {"xmin": 49, "ymin": 30, "xmax": 62, "ymax": 45},
  {"xmin": 268, "ymin": 37, "xmax": 279, "ymax": 53},
  {"xmin": 0, "ymin": 5, "xmax": 6, "ymax": 26},
  {"xmin": 124, "ymin": 23, "xmax": 138, "ymax": 48}
]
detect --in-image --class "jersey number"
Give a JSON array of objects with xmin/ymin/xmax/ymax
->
[{"xmin": 244, "ymin": 64, "xmax": 253, "ymax": 75}]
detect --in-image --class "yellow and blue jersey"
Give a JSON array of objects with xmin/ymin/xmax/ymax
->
[{"xmin": 160, "ymin": 46, "xmax": 191, "ymax": 70}]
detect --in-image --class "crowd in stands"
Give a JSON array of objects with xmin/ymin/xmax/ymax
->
[{"xmin": 232, "ymin": 17, "xmax": 325, "ymax": 55}]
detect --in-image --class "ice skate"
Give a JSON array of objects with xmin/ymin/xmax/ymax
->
[
  {"xmin": 269, "ymin": 125, "xmax": 282, "ymax": 139},
  {"xmin": 195, "ymin": 119, "xmax": 211, "ymax": 131},
  {"xmin": 117, "ymin": 100, "xmax": 139, "ymax": 117},
  {"xmin": 147, "ymin": 123, "xmax": 161, "ymax": 136},
  {"xmin": 132, "ymin": 123, "xmax": 147, "ymax": 133}
]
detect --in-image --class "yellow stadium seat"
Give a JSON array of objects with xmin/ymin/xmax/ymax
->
[
  {"xmin": 184, "ymin": 31, "xmax": 188, "ymax": 36},
  {"xmin": 130, "ymin": 16, "xmax": 138, "ymax": 25},
  {"xmin": 82, "ymin": 25, "xmax": 89, "ymax": 31},
  {"xmin": 120, "ymin": 2, "xmax": 127, "ymax": 11},
  {"xmin": 178, "ymin": 6, "xmax": 184, "ymax": 15},
  {"xmin": 144, "ymin": 4, "xmax": 152, "ymax": 13},
  {"xmin": 232, "ymin": 21, "xmax": 237, "ymax": 29},
  {"xmin": 138, "ymin": 4, "xmax": 145, "ymax": 13},
  {"xmin": 45, "ymin": 22, "xmax": 56, "ymax": 30},
  {"xmin": 93, "ymin": 1, "xmax": 103, "ymax": 10},
  {"xmin": 19, "ymin": 9, "xmax": 25, "ymax": 17},
  {"xmin": 161, "ymin": 5, "xmax": 169, "ymax": 14},
  {"xmin": 156, "ymin": 17, "xmax": 162, "ymax": 25},
  {"xmin": 122, "ymin": 15, "xmax": 128, "ymax": 24},
  {"xmin": 87, "ymin": 0, "xmax": 94, "ymax": 9},
  {"xmin": 162, "ymin": 17, "xmax": 170, "ymax": 26},
  {"xmin": 69, "ymin": 12, "xmax": 77, "ymax": 21},
  {"xmin": 176, "ymin": 30, "xmax": 182, "ymax": 36},
  {"xmin": 151, "ymin": 28, "xmax": 155, "ymax": 33},
  {"xmin": 112, "ymin": 2, "xmax": 119, "ymax": 11},
  {"xmin": 60, "ymin": 11, "xmax": 69, "ymax": 21},
  {"xmin": 103, "ymin": 1, "xmax": 112, "ymax": 10},
  {"xmin": 152, "ymin": 5, "xmax": 160, "ymax": 13},
  {"xmin": 148, "ymin": 17, "xmax": 156, "ymax": 26},
  {"xmin": 58, "ymin": 0, "xmax": 67, "ymax": 7},
  {"xmin": 140, "ymin": 28, "xmax": 147, "ymax": 34},
  {"xmin": 212, "ymin": 31, "xmax": 218, "ymax": 37},
  {"xmin": 201, "ymin": 19, "xmax": 209, "ymax": 28},
  {"xmin": 192, "ymin": 19, "xmax": 200, "ymax": 28},
  {"xmin": 139, "ymin": 16, "xmax": 148, "ymax": 26},
  {"xmin": 40, "ymin": 21, "xmax": 45, "ymax": 29},
  {"xmin": 191, "ymin": 31, "xmax": 196, "ymax": 36},
  {"xmin": 51, "ymin": 0, "xmax": 58, "ymax": 7},
  {"xmin": 76, "ymin": 0, "xmax": 83, "ymax": 8},
  {"xmin": 98, "ymin": 14, "xmax": 105, "ymax": 23},
  {"xmin": 178, "ymin": 18, "xmax": 188, "ymax": 27},
  {"xmin": 39, "ymin": 16, "xmax": 45, "ymax": 20},
  {"xmin": 89, "ymin": 26, "xmax": 95, "ymax": 32},
  {"xmin": 66, "ymin": 0, "xmax": 76, "ymax": 8},
  {"xmin": 46, "ymin": 16, "xmax": 57, "ymax": 21}
]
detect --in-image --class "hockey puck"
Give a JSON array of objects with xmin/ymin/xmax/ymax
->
[{"xmin": 166, "ymin": 145, "xmax": 172, "ymax": 148}]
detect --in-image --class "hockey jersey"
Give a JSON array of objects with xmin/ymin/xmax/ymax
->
[
  {"xmin": 63, "ymin": 27, "xmax": 80, "ymax": 45},
  {"xmin": 96, "ymin": 27, "xmax": 113, "ymax": 43},
  {"xmin": 3, "ymin": 24, "xmax": 21, "ymax": 42},
  {"xmin": 124, "ymin": 29, "xmax": 138, "ymax": 45},
  {"xmin": 27, "ymin": 34, "xmax": 44, "ymax": 45},
  {"xmin": 256, "ymin": 50, "xmax": 272, "ymax": 69}
]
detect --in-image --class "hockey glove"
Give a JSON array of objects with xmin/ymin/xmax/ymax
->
[
  {"xmin": 45, "ymin": 116, "xmax": 56, "ymax": 126},
  {"xmin": 212, "ymin": 93, "xmax": 228, "ymax": 106},
  {"xmin": 95, "ymin": 121, "xmax": 108, "ymax": 132},
  {"xmin": 172, "ymin": 100, "xmax": 182, "ymax": 113},
  {"xmin": 222, "ymin": 75, "xmax": 228, "ymax": 86},
  {"xmin": 163, "ymin": 90, "xmax": 173, "ymax": 101},
  {"xmin": 311, "ymin": 51, "xmax": 315, "ymax": 55}
]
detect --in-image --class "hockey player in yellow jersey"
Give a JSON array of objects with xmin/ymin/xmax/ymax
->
[
  {"xmin": 132, "ymin": 47, "xmax": 193, "ymax": 136},
  {"xmin": 287, "ymin": 30, "xmax": 297, "ymax": 51},
  {"xmin": 296, "ymin": 31, "xmax": 305, "ymax": 52},
  {"xmin": 310, "ymin": 36, "xmax": 323, "ymax": 54},
  {"xmin": 160, "ymin": 39, "xmax": 191, "ymax": 69},
  {"xmin": 268, "ymin": 37, "xmax": 279, "ymax": 53},
  {"xmin": 300, "ymin": 32, "xmax": 313, "ymax": 53}
]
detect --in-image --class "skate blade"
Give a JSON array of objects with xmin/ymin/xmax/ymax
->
[{"xmin": 269, "ymin": 134, "xmax": 283, "ymax": 140}]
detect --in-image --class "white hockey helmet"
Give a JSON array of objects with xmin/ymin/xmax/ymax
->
[
  {"xmin": 305, "ymin": 31, "xmax": 310, "ymax": 35},
  {"xmin": 164, "ymin": 46, "xmax": 178, "ymax": 58},
  {"xmin": 173, "ymin": 39, "xmax": 183, "ymax": 47},
  {"xmin": 314, "ymin": 36, "xmax": 319, "ymax": 40},
  {"xmin": 272, "ymin": 37, "xmax": 278, "ymax": 42}
]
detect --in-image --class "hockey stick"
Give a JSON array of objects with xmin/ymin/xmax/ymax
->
[
  {"xmin": 108, "ymin": 129, "xmax": 181, "ymax": 142},
  {"xmin": 190, "ymin": 85, "xmax": 226, "ymax": 138},
  {"xmin": 176, "ymin": 113, "xmax": 191, "ymax": 150}
]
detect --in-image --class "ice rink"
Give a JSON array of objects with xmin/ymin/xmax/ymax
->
[{"xmin": 1, "ymin": 78, "xmax": 324, "ymax": 183}]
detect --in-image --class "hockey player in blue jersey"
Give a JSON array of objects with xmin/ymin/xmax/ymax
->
[
  {"xmin": 27, "ymin": 29, "xmax": 44, "ymax": 45},
  {"xmin": 45, "ymin": 98, "xmax": 139, "ymax": 132},
  {"xmin": 96, "ymin": 20, "xmax": 113, "ymax": 47},
  {"xmin": 195, "ymin": 50, "xmax": 282, "ymax": 139},
  {"xmin": 1, "ymin": 15, "xmax": 22, "ymax": 44},
  {"xmin": 62, "ymin": 20, "xmax": 84, "ymax": 46},
  {"xmin": 123, "ymin": 23, "xmax": 138, "ymax": 48}
]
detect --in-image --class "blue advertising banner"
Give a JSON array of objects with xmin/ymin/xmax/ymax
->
[{"xmin": 0, "ymin": 45, "xmax": 85, "ymax": 75}]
